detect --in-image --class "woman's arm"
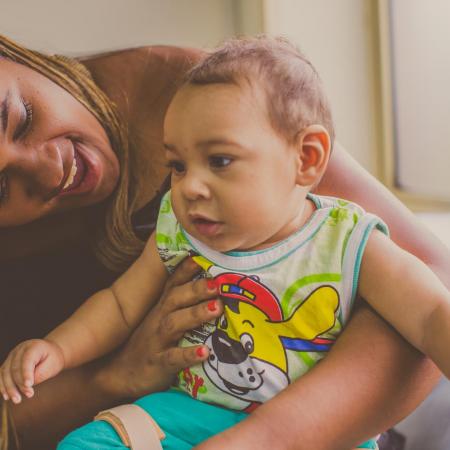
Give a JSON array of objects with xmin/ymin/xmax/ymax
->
[
  {"xmin": 197, "ymin": 304, "xmax": 439, "ymax": 450},
  {"xmin": 4, "ymin": 258, "xmax": 223, "ymax": 450},
  {"xmin": 196, "ymin": 143, "xmax": 447, "ymax": 450}
]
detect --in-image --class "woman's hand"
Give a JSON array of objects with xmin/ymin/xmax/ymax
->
[
  {"xmin": 7, "ymin": 256, "xmax": 223, "ymax": 450},
  {"xmin": 96, "ymin": 256, "xmax": 223, "ymax": 401}
]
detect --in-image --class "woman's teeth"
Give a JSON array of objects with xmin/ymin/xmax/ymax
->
[{"xmin": 63, "ymin": 158, "xmax": 78, "ymax": 190}]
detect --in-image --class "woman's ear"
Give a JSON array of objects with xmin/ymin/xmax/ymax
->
[{"xmin": 295, "ymin": 125, "xmax": 331, "ymax": 186}]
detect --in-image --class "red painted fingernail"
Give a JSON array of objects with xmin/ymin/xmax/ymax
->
[
  {"xmin": 207, "ymin": 300, "xmax": 217, "ymax": 312},
  {"xmin": 196, "ymin": 347, "xmax": 206, "ymax": 357},
  {"xmin": 206, "ymin": 279, "xmax": 217, "ymax": 290}
]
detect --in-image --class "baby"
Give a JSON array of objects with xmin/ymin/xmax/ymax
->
[{"xmin": 2, "ymin": 36, "xmax": 450, "ymax": 450}]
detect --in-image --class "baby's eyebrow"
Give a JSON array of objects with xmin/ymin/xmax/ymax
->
[
  {"xmin": 197, "ymin": 138, "xmax": 241, "ymax": 149},
  {"xmin": 163, "ymin": 138, "xmax": 250, "ymax": 153},
  {"xmin": 163, "ymin": 143, "xmax": 176, "ymax": 151}
]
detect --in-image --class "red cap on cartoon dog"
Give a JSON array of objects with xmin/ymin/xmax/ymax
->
[{"xmin": 214, "ymin": 273, "xmax": 283, "ymax": 321}]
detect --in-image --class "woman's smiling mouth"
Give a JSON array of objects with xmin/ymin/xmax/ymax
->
[
  {"xmin": 60, "ymin": 147, "xmax": 85, "ymax": 193},
  {"xmin": 56, "ymin": 142, "xmax": 102, "ymax": 198}
]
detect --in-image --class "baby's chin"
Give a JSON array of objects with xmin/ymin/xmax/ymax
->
[
  {"xmin": 184, "ymin": 223, "xmax": 264, "ymax": 253},
  {"xmin": 189, "ymin": 232, "xmax": 240, "ymax": 254},
  {"xmin": 206, "ymin": 237, "xmax": 264, "ymax": 254}
]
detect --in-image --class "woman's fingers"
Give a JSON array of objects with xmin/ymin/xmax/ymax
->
[
  {"xmin": 160, "ymin": 275, "xmax": 219, "ymax": 315},
  {"xmin": 155, "ymin": 345, "xmax": 210, "ymax": 373},
  {"xmin": 163, "ymin": 257, "xmax": 203, "ymax": 290},
  {"xmin": 157, "ymin": 299, "xmax": 223, "ymax": 346},
  {"xmin": 103, "ymin": 257, "xmax": 222, "ymax": 398}
]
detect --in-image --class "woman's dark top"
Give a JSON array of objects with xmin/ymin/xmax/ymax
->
[{"xmin": 0, "ymin": 177, "xmax": 170, "ymax": 362}]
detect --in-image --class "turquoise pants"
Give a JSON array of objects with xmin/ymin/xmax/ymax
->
[{"xmin": 58, "ymin": 389, "xmax": 378, "ymax": 449}]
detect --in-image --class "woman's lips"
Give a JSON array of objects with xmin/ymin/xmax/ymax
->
[
  {"xmin": 60, "ymin": 149, "xmax": 85, "ymax": 193},
  {"xmin": 57, "ymin": 142, "xmax": 101, "ymax": 198}
]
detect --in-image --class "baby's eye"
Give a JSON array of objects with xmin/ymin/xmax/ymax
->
[
  {"xmin": 166, "ymin": 160, "xmax": 185, "ymax": 175},
  {"xmin": 209, "ymin": 156, "xmax": 232, "ymax": 168}
]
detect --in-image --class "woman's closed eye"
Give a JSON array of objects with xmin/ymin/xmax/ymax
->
[
  {"xmin": 13, "ymin": 99, "xmax": 33, "ymax": 141},
  {"xmin": 209, "ymin": 155, "xmax": 232, "ymax": 169}
]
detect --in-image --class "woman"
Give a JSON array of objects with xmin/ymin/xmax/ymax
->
[{"xmin": 0, "ymin": 34, "xmax": 447, "ymax": 450}]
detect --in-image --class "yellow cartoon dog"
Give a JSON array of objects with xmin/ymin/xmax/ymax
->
[{"xmin": 203, "ymin": 273, "xmax": 339, "ymax": 406}]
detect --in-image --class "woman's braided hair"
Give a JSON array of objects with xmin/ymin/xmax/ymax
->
[
  {"xmin": 0, "ymin": 34, "xmax": 145, "ymax": 449},
  {"xmin": 0, "ymin": 34, "xmax": 145, "ymax": 272},
  {"xmin": 0, "ymin": 401, "xmax": 17, "ymax": 450}
]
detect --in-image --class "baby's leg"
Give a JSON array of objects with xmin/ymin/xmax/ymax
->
[
  {"xmin": 58, "ymin": 389, "xmax": 248, "ymax": 450},
  {"xmin": 135, "ymin": 389, "xmax": 248, "ymax": 448},
  {"xmin": 57, "ymin": 419, "xmax": 131, "ymax": 450},
  {"xmin": 353, "ymin": 437, "xmax": 380, "ymax": 450}
]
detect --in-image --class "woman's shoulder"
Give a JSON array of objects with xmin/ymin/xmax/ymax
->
[
  {"xmin": 80, "ymin": 45, "xmax": 206, "ymax": 105},
  {"xmin": 80, "ymin": 45, "xmax": 206, "ymax": 68}
]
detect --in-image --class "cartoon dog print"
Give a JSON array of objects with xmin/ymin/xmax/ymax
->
[{"xmin": 203, "ymin": 273, "xmax": 340, "ymax": 406}]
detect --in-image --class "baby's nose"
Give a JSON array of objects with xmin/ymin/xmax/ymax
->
[{"xmin": 180, "ymin": 172, "xmax": 210, "ymax": 200}]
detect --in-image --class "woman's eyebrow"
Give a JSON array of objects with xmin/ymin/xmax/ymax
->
[{"xmin": 0, "ymin": 90, "xmax": 10, "ymax": 135}]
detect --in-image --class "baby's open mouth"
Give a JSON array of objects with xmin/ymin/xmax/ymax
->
[{"xmin": 192, "ymin": 217, "xmax": 222, "ymax": 237}]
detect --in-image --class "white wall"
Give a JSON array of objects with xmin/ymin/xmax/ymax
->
[
  {"xmin": 0, "ymin": 0, "xmax": 237, "ymax": 55},
  {"xmin": 390, "ymin": 0, "xmax": 450, "ymax": 199},
  {"xmin": 0, "ymin": 0, "xmax": 379, "ymax": 173},
  {"xmin": 262, "ymin": 0, "xmax": 380, "ymax": 172}
]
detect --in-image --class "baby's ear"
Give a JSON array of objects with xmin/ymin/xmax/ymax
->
[{"xmin": 295, "ymin": 125, "xmax": 331, "ymax": 186}]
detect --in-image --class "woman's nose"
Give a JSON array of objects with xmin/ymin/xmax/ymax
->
[
  {"xmin": 0, "ymin": 140, "xmax": 65, "ymax": 196},
  {"xmin": 180, "ymin": 171, "xmax": 211, "ymax": 201}
]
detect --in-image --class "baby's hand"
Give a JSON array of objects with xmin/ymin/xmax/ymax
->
[{"xmin": 0, "ymin": 339, "xmax": 65, "ymax": 404}]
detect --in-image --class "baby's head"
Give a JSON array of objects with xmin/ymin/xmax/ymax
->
[{"xmin": 163, "ymin": 35, "xmax": 334, "ymax": 253}]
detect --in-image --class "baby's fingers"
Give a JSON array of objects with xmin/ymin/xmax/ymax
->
[
  {"xmin": 1, "ymin": 359, "xmax": 22, "ymax": 404},
  {"xmin": 10, "ymin": 347, "xmax": 36, "ymax": 399}
]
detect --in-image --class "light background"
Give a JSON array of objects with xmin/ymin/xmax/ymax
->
[
  {"xmin": 0, "ymin": 2, "xmax": 449, "ymax": 447},
  {"xmin": 0, "ymin": 0, "xmax": 380, "ymax": 173}
]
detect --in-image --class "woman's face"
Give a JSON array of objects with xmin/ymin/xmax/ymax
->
[{"xmin": 0, "ymin": 58, "xmax": 120, "ymax": 227}]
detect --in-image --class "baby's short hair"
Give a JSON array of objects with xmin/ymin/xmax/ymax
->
[{"xmin": 185, "ymin": 35, "xmax": 335, "ymax": 147}]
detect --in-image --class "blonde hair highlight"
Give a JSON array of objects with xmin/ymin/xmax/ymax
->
[
  {"xmin": 0, "ymin": 34, "xmax": 145, "ymax": 273},
  {"xmin": 1, "ymin": 401, "xmax": 18, "ymax": 450}
]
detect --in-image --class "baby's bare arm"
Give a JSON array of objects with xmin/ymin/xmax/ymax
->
[
  {"xmin": 359, "ymin": 230, "xmax": 450, "ymax": 377},
  {"xmin": 0, "ymin": 234, "xmax": 168, "ymax": 403},
  {"xmin": 47, "ymin": 232, "xmax": 168, "ymax": 369}
]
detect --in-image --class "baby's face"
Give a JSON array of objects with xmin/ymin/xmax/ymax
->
[{"xmin": 163, "ymin": 82, "xmax": 307, "ymax": 252}]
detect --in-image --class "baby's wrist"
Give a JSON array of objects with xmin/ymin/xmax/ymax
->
[{"xmin": 44, "ymin": 337, "xmax": 67, "ymax": 370}]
